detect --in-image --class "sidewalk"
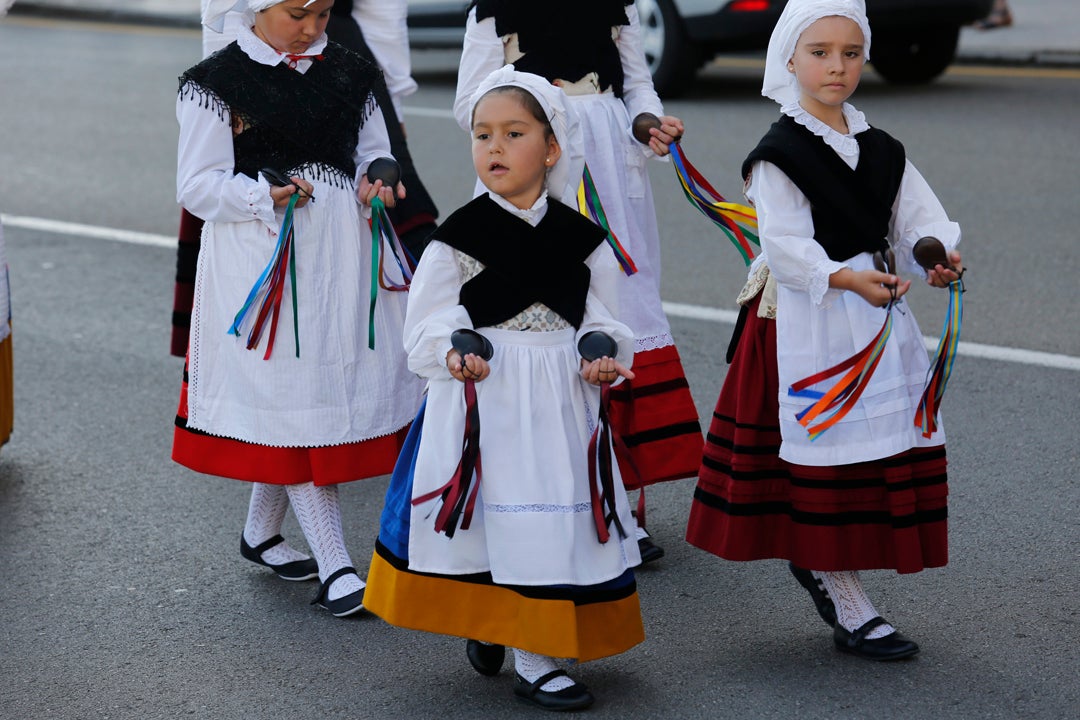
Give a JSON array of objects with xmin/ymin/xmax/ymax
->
[{"xmin": 6, "ymin": 0, "xmax": 1080, "ymax": 67}]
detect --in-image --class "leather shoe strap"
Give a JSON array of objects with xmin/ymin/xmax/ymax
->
[
  {"xmin": 525, "ymin": 669, "xmax": 570, "ymax": 697},
  {"xmin": 250, "ymin": 534, "xmax": 286, "ymax": 557},
  {"xmin": 849, "ymin": 616, "xmax": 889, "ymax": 644}
]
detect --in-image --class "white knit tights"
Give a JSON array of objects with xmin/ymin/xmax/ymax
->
[
  {"xmin": 243, "ymin": 483, "xmax": 311, "ymax": 566},
  {"xmin": 513, "ymin": 649, "xmax": 575, "ymax": 692},
  {"xmin": 286, "ymin": 482, "xmax": 363, "ymax": 601},
  {"xmin": 814, "ymin": 570, "xmax": 895, "ymax": 639}
]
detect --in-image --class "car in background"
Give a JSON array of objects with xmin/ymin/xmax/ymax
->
[{"xmin": 406, "ymin": 0, "xmax": 994, "ymax": 97}]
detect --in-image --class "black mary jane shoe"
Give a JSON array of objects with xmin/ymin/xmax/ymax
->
[
  {"xmin": 788, "ymin": 563, "xmax": 837, "ymax": 627},
  {"xmin": 637, "ymin": 536, "xmax": 665, "ymax": 565},
  {"xmin": 310, "ymin": 566, "xmax": 365, "ymax": 618},
  {"xmin": 466, "ymin": 639, "xmax": 505, "ymax": 676},
  {"xmin": 834, "ymin": 616, "xmax": 920, "ymax": 661},
  {"xmin": 513, "ymin": 670, "xmax": 595, "ymax": 712},
  {"xmin": 240, "ymin": 533, "xmax": 319, "ymax": 581}
]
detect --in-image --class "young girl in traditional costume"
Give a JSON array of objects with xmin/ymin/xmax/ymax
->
[
  {"xmin": 172, "ymin": 0, "xmax": 425, "ymax": 617},
  {"xmin": 452, "ymin": 1, "xmax": 703, "ymax": 561},
  {"xmin": 364, "ymin": 66, "xmax": 643, "ymax": 711},
  {"xmin": 685, "ymin": 0, "xmax": 965, "ymax": 660}
]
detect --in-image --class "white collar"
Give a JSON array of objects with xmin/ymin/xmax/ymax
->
[
  {"xmin": 236, "ymin": 23, "xmax": 329, "ymax": 67},
  {"xmin": 487, "ymin": 190, "xmax": 549, "ymax": 227},
  {"xmin": 781, "ymin": 101, "xmax": 869, "ymax": 157}
]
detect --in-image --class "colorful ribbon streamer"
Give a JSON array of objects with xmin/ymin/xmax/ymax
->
[
  {"xmin": 669, "ymin": 143, "xmax": 759, "ymax": 265},
  {"xmin": 366, "ymin": 196, "xmax": 415, "ymax": 349},
  {"xmin": 577, "ymin": 164, "xmax": 638, "ymax": 276},
  {"xmin": 587, "ymin": 381, "xmax": 638, "ymax": 543},
  {"xmin": 788, "ymin": 307, "xmax": 895, "ymax": 442},
  {"xmin": 228, "ymin": 192, "xmax": 300, "ymax": 360},
  {"xmin": 915, "ymin": 278, "xmax": 963, "ymax": 437},
  {"xmin": 411, "ymin": 377, "xmax": 482, "ymax": 538}
]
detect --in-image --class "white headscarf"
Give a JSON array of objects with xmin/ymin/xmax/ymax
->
[
  {"xmin": 762, "ymin": 0, "xmax": 871, "ymax": 106},
  {"xmin": 202, "ymin": 0, "xmax": 317, "ymax": 34},
  {"xmin": 468, "ymin": 65, "xmax": 585, "ymax": 208}
]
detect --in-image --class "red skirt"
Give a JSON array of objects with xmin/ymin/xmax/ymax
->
[
  {"xmin": 172, "ymin": 362, "xmax": 408, "ymax": 486},
  {"xmin": 170, "ymin": 208, "xmax": 203, "ymax": 359},
  {"xmin": 607, "ymin": 344, "xmax": 703, "ymax": 489},
  {"xmin": 685, "ymin": 295, "xmax": 948, "ymax": 574}
]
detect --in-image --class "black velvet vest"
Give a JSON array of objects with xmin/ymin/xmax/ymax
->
[
  {"xmin": 433, "ymin": 196, "xmax": 607, "ymax": 329},
  {"xmin": 742, "ymin": 114, "xmax": 906, "ymax": 262},
  {"xmin": 178, "ymin": 41, "xmax": 382, "ymax": 188},
  {"xmin": 472, "ymin": 0, "xmax": 633, "ymax": 97}
]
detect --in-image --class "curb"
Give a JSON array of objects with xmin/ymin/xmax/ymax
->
[{"xmin": 8, "ymin": 4, "xmax": 200, "ymax": 29}]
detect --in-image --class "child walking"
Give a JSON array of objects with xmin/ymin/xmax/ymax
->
[
  {"xmin": 452, "ymin": 1, "xmax": 703, "ymax": 561},
  {"xmin": 173, "ymin": 0, "xmax": 424, "ymax": 617},
  {"xmin": 364, "ymin": 66, "xmax": 643, "ymax": 711},
  {"xmin": 686, "ymin": 0, "xmax": 965, "ymax": 660}
]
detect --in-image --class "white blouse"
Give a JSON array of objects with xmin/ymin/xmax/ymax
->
[{"xmin": 748, "ymin": 102, "xmax": 961, "ymax": 466}]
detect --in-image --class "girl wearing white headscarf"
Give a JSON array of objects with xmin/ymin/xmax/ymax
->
[
  {"xmin": 365, "ymin": 67, "xmax": 642, "ymax": 712},
  {"xmin": 687, "ymin": 0, "xmax": 965, "ymax": 662},
  {"xmin": 452, "ymin": 3, "xmax": 704, "ymax": 561},
  {"xmin": 172, "ymin": 0, "xmax": 425, "ymax": 618}
]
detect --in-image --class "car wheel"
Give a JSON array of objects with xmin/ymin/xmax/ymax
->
[
  {"xmin": 870, "ymin": 25, "xmax": 960, "ymax": 84},
  {"xmin": 636, "ymin": 0, "xmax": 700, "ymax": 98}
]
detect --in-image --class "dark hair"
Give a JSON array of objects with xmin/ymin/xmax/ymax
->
[{"xmin": 471, "ymin": 85, "xmax": 555, "ymax": 140}]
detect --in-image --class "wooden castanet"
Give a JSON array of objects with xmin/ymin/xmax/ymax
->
[
  {"xmin": 577, "ymin": 331, "xmax": 618, "ymax": 362},
  {"xmin": 366, "ymin": 157, "xmax": 402, "ymax": 188},
  {"xmin": 631, "ymin": 112, "xmax": 662, "ymax": 145},
  {"xmin": 451, "ymin": 328, "xmax": 494, "ymax": 361}
]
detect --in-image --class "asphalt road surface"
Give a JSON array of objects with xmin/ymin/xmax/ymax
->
[{"xmin": 1, "ymin": 17, "xmax": 1077, "ymax": 720}]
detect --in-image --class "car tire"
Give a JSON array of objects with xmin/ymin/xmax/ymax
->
[
  {"xmin": 870, "ymin": 24, "xmax": 961, "ymax": 84},
  {"xmin": 636, "ymin": 0, "xmax": 700, "ymax": 98}
]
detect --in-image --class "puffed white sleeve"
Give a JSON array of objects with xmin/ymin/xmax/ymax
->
[
  {"xmin": 453, "ymin": 8, "xmax": 505, "ymax": 132},
  {"xmin": 889, "ymin": 159, "xmax": 962, "ymax": 276},
  {"xmin": 577, "ymin": 245, "xmax": 635, "ymax": 370},
  {"xmin": 616, "ymin": 4, "xmax": 665, "ymax": 127},
  {"xmin": 176, "ymin": 92, "xmax": 277, "ymax": 228},
  {"xmin": 352, "ymin": 0, "xmax": 417, "ymax": 118},
  {"xmin": 351, "ymin": 101, "xmax": 394, "ymax": 217},
  {"xmin": 749, "ymin": 160, "xmax": 847, "ymax": 307},
  {"xmin": 403, "ymin": 240, "xmax": 474, "ymax": 379}
]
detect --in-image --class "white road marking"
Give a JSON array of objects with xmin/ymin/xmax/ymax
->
[{"xmin": 6, "ymin": 215, "xmax": 1079, "ymax": 374}]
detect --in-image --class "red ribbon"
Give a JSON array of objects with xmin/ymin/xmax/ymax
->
[
  {"xmin": 411, "ymin": 378, "xmax": 482, "ymax": 537},
  {"xmin": 586, "ymin": 382, "xmax": 637, "ymax": 543}
]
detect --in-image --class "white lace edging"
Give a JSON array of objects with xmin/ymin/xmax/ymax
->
[
  {"xmin": 635, "ymin": 333, "xmax": 674, "ymax": 352},
  {"xmin": 483, "ymin": 502, "xmax": 594, "ymax": 514},
  {"xmin": 781, "ymin": 101, "xmax": 868, "ymax": 158},
  {"xmin": 809, "ymin": 257, "xmax": 846, "ymax": 308}
]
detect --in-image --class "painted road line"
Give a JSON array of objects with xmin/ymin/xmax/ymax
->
[{"xmin": 5, "ymin": 212, "xmax": 1079, "ymax": 373}]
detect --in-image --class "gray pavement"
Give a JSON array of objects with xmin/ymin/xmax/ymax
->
[{"xmin": 7, "ymin": 0, "xmax": 1080, "ymax": 66}]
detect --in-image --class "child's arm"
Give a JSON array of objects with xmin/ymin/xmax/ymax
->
[
  {"xmin": 452, "ymin": 8, "xmax": 505, "ymax": 132},
  {"xmin": 618, "ymin": 5, "xmax": 683, "ymax": 157},
  {"xmin": 888, "ymin": 160, "xmax": 964, "ymax": 285},
  {"xmin": 352, "ymin": 0, "xmax": 417, "ymax": 121},
  {"xmin": 176, "ymin": 94, "xmax": 277, "ymax": 227},
  {"xmin": 402, "ymin": 241, "xmax": 475, "ymax": 380},
  {"xmin": 578, "ymin": 245, "xmax": 636, "ymax": 385},
  {"xmin": 352, "ymin": 104, "xmax": 406, "ymax": 209}
]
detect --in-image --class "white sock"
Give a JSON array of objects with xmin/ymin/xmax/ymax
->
[
  {"xmin": 513, "ymin": 649, "xmax": 575, "ymax": 692},
  {"xmin": 815, "ymin": 571, "xmax": 895, "ymax": 639},
  {"xmin": 243, "ymin": 483, "xmax": 311, "ymax": 566},
  {"xmin": 286, "ymin": 482, "xmax": 363, "ymax": 601}
]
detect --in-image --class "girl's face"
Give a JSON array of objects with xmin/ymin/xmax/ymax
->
[
  {"xmin": 253, "ymin": 0, "xmax": 334, "ymax": 55},
  {"xmin": 788, "ymin": 15, "xmax": 865, "ymax": 119},
  {"xmin": 471, "ymin": 92, "xmax": 561, "ymax": 210}
]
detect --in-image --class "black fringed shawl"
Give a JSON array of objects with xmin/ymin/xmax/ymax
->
[
  {"xmin": 178, "ymin": 41, "xmax": 383, "ymax": 188},
  {"xmin": 742, "ymin": 115, "xmax": 906, "ymax": 262},
  {"xmin": 473, "ymin": 0, "xmax": 634, "ymax": 97},
  {"xmin": 433, "ymin": 196, "xmax": 607, "ymax": 330}
]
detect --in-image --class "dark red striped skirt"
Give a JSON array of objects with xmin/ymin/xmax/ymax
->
[
  {"xmin": 170, "ymin": 208, "xmax": 203, "ymax": 358},
  {"xmin": 608, "ymin": 344, "xmax": 703, "ymax": 489},
  {"xmin": 172, "ymin": 363, "xmax": 408, "ymax": 486},
  {"xmin": 685, "ymin": 295, "xmax": 948, "ymax": 574}
]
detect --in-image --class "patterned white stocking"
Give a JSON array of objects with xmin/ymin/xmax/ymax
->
[
  {"xmin": 286, "ymin": 482, "xmax": 363, "ymax": 601},
  {"xmin": 815, "ymin": 570, "xmax": 896, "ymax": 639},
  {"xmin": 243, "ymin": 483, "xmax": 311, "ymax": 566},
  {"xmin": 513, "ymin": 649, "xmax": 575, "ymax": 692}
]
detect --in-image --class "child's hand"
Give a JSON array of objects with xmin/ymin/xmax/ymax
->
[
  {"xmin": 270, "ymin": 177, "xmax": 314, "ymax": 209},
  {"xmin": 648, "ymin": 115, "xmax": 685, "ymax": 157},
  {"xmin": 447, "ymin": 349, "xmax": 490, "ymax": 383},
  {"xmin": 580, "ymin": 356, "xmax": 635, "ymax": 386},
  {"xmin": 926, "ymin": 250, "xmax": 964, "ymax": 288},
  {"xmin": 358, "ymin": 177, "xmax": 407, "ymax": 208},
  {"xmin": 831, "ymin": 267, "xmax": 911, "ymax": 308}
]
